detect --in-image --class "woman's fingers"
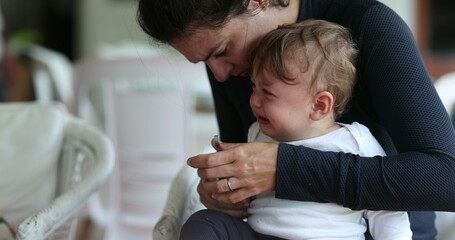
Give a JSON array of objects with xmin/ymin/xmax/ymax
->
[
  {"xmin": 202, "ymin": 177, "xmax": 240, "ymax": 193},
  {"xmin": 200, "ymin": 141, "xmax": 278, "ymax": 190},
  {"xmin": 191, "ymin": 141, "xmax": 279, "ymax": 215},
  {"xmin": 187, "ymin": 142, "xmax": 242, "ymax": 169},
  {"xmin": 198, "ymin": 180, "xmax": 244, "ymax": 208},
  {"xmin": 197, "ymin": 180, "xmax": 248, "ymax": 218},
  {"xmin": 212, "ymin": 188, "xmax": 256, "ymax": 205}
]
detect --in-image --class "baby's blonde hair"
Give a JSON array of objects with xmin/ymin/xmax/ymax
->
[{"xmin": 250, "ymin": 19, "xmax": 358, "ymax": 119}]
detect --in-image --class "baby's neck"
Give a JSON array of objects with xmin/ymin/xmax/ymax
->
[
  {"xmin": 301, "ymin": 121, "xmax": 341, "ymax": 141},
  {"xmin": 275, "ymin": 118, "xmax": 340, "ymax": 142},
  {"xmin": 316, "ymin": 123, "xmax": 342, "ymax": 137}
]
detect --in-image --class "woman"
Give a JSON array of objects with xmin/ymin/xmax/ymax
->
[{"xmin": 137, "ymin": 0, "xmax": 455, "ymax": 238}]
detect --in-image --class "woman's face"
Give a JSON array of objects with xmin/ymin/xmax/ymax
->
[{"xmin": 171, "ymin": 16, "xmax": 274, "ymax": 82}]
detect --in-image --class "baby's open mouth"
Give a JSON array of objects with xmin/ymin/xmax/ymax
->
[{"xmin": 257, "ymin": 116, "xmax": 270, "ymax": 124}]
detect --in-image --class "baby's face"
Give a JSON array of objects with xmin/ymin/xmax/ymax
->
[{"xmin": 249, "ymin": 62, "xmax": 316, "ymax": 141}]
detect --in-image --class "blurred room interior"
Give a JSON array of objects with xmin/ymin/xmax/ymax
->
[{"xmin": 0, "ymin": 0, "xmax": 454, "ymax": 239}]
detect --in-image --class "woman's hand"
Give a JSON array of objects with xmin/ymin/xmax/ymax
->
[
  {"xmin": 187, "ymin": 141, "xmax": 279, "ymax": 217},
  {"xmin": 195, "ymin": 178, "xmax": 250, "ymax": 218}
]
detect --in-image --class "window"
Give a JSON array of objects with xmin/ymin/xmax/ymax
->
[{"xmin": 417, "ymin": 0, "xmax": 455, "ymax": 79}]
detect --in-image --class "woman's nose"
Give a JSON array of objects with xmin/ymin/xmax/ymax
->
[{"xmin": 206, "ymin": 59, "xmax": 232, "ymax": 82}]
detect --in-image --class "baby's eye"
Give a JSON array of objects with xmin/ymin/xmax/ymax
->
[{"xmin": 263, "ymin": 89, "xmax": 272, "ymax": 95}]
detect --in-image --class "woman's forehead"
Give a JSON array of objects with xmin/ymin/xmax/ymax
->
[
  {"xmin": 171, "ymin": 28, "xmax": 224, "ymax": 62},
  {"xmin": 172, "ymin": 19, "xmax": 247, "ymax": 62}
]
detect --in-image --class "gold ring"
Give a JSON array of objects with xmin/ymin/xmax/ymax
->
[{"xmin": 226, "ymin": 178, "xmax": 233, "ymax": 191}]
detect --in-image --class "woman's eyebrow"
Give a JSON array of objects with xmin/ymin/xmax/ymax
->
[
  {"xmin": 202, "ymin": 42, "xmax": 223, "ymax": 62},
  {"xmin": 186, "ymin": 42, "xmax": 221, "ymax": 63}
]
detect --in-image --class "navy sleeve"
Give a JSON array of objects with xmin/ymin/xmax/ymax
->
[{"xmin": 275, "ymin": 4, "xmax": 455, "ymax": 211}]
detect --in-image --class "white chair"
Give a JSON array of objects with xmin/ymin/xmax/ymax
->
[
  {"xmin": 0, "ymin": 102, "xmax": 114, "ymax": 240},
  {"xmin": 73, "ymin": 55, "xmax": 208, "ymax": 240},
  {"xmin": 434, "ymin": 72, "xmax": 455, "ymax": 240},
  {"xmin": 25, "ymin": 45, "xmax": 74, "ymax": 108},
  {"xmin": 152, "ymin": 159, "xmax": 207, "ymax": 240}
]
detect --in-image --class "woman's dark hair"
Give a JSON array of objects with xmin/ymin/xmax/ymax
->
[{"xmin": 137, "ymin": 0, "xmax": 289, "ymax": 44}]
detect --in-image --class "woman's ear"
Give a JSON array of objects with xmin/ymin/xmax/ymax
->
[{"xmin": 310, "ymin": 91, "xmax": 334, "ymax": 121}]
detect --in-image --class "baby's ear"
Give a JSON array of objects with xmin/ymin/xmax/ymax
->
[{"xmin": 310, "ymin": 91, "xmax": 334, "ymax": 121}]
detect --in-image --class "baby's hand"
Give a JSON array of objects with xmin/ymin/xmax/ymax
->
[{"xmin": 213, "ymin": 135, "xmax": 222, "ymax": 152}]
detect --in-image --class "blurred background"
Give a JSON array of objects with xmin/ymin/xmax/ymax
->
[
  {"xmin": 0, "ymin": 0, "xmax": 454, "ymax": 240},
  {"xmin": 1, "ymin": 0, "xmax": 454, "ymax": 76}
]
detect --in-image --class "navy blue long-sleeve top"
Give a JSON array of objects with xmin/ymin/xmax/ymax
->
[{"xmin": 207, "ymin": 0, "xmax": 455, "ymax": 238}]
